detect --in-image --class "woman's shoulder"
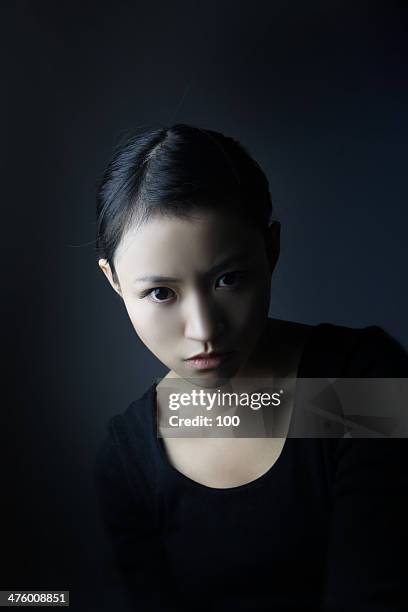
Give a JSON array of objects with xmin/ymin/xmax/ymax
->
[
  {"xmin": 270, "ymin": 316, "xmax": 406, "ymax": 344},
  {"xmin": 96, "ymin": 384, "xmax": 157, "ymax": 463},
  {"xmin": 108, "ymin": 383, "xmax": 157, "ymax": 442},
  {"xmin": 94, "ymin": 384, "xmax": 158, "ymax": 499},
  {"xmin": 281, "ymin": 318, "xmax": 408, "ymax": 378}
]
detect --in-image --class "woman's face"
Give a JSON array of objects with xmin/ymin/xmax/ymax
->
[{"xmin": 99, "ymin": 210, "xmax": 279, "ymax": 384}]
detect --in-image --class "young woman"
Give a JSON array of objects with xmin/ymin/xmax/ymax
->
[{"xmin": 94, "ymin": 124, "xmax": 408, "ymax": 611}]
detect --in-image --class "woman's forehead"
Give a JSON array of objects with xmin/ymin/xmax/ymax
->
[{"xmin": 114, "ymin": 211, "xmax": 264, "ymax": 273}]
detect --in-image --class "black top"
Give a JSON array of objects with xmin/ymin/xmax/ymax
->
[{"xmin": 94, "ymin": 322, "xmax": 408, "ymax": 611}]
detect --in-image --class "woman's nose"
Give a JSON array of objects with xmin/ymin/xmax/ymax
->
[{"xmin": 183, "ymin": 293, "xmax": 225, "ymax": 343}]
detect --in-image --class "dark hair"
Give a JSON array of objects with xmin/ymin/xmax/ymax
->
[{"xmin": 96, "ymin": 124, "xmax": 273, "ymax": 282}]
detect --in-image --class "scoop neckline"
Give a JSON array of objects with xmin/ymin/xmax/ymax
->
[{"xmin": 150, "ymin": 321, "xmax": 325, "ymax": 494}]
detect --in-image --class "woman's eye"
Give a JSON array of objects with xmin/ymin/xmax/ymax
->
[
  {"xmin": 146, "ymin": 287, "xmax": 175, "ymax": 303},
  {"xmin": 216, "ymin": 271, "xmax": 243, "ymax": 288}
]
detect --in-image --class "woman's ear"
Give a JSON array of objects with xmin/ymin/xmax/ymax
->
[
  {"xmin": 264, "ymin": 221, "xmax": 280, "ymax": 273},
  {"xmin": 98, "ymin": 259, "xmax": 123, "ymax": 298}
]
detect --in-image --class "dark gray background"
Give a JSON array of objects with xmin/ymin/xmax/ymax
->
[{"xmin": 2, "ymin": 1, "xmax": 407, "ymax": 610}]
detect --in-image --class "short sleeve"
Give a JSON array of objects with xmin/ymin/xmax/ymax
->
[
  {"xmin": 94, "ymin": 416, "xmax": 178, "ymax": 612},
  {"xmin": 321, "ymin": 327, "xmax": 408, "ymax": 611}
]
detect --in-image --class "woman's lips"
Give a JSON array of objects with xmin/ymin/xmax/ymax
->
[{"xmin": 184, "ymin": 353, "xmax": 233, "ymax": 370}]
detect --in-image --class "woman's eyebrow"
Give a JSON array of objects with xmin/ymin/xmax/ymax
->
[{"xmin": 133, "ymin": 252, "xmax": 251, "ymax": 285}]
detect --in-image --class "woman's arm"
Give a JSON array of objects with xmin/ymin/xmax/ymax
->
[
  {"xmin": 322, "ymin": 437, "xmax": 408, "ymax": 611},
  {"xmin": 321, "ymin": 327, "xmax": 408, "ymax": 611},
  {"xmin": 94, "ymin": 417, "xmax": 177, "ymax": 612}
]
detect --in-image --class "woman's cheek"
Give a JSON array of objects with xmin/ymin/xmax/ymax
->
[
  {"xmin": 228, "ymin": 285, "xmax": 269, "ymax": 326},
  {"xmin": 128, "ymin": 303, "xmax": 178, "ymax": 349}
]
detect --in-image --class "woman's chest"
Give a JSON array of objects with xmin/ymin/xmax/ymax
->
[
  {"xmin": 158, "ymin": 441, "xmax": 332, "ymax": 599},
  {"xmin": 160, "ymin": 436, "xmax": 288, "ymax": 489}
]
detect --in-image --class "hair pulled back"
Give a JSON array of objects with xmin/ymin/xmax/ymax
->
[{"xmin": 96, "ymin": 124, "xmax": 273, "ymax": 282}]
